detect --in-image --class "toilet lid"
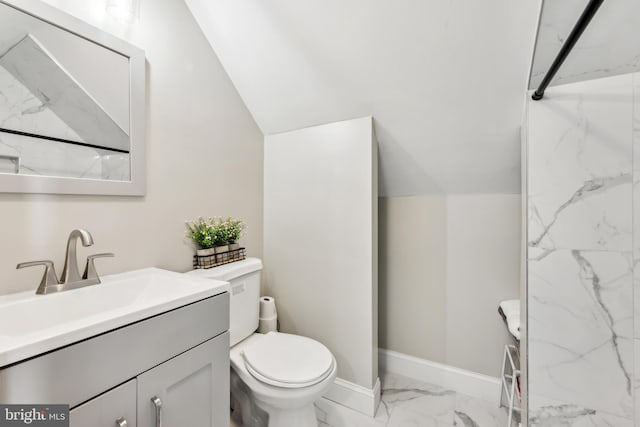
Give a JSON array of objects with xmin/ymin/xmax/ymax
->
[{"xmin": 242, "ymin": 332, "xmax": 334, "ymax": 388}]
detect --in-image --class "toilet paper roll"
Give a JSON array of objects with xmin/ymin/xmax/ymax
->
[
  {"xmin": 258, "ymin": 316, "xmax": 278, "ymax": 334},
  {"xmin": 259, "ymin": 296, "xmax": 277, "ymax": 318},
  {"xmin": 258, "ymin": 296, "xmax": 278, "ymax": 333}
]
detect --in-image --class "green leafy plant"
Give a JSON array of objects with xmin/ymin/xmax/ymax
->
[
  {"xmin": 185, "ymin": 216, "xmax": 246, "ymax": 249},
  {"xmin": 224, "ymin": 217, "xmax": 246, "ymax": 244},
  {"xmin": 213, "ymin": 219, "xmax": 229, "ymax": 246},
  {"xmin": 185, "ymin": 217, "xmax": 217, "ymax": 249}
]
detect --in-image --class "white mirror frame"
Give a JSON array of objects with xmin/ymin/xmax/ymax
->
[{"xmin": 0, "ymin": 0, "xmax": 145, "ymax": 196}]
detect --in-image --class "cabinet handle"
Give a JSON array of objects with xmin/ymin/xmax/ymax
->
[
  {"xmin": 115, "ymin": 418, "xmax": 128, "ymax": 427},
  {"xmin": 151, "ymin": 396, "xmax": 163, "ymax": 427}
]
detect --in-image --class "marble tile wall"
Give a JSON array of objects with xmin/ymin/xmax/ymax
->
[
  {"xmin": 527, "ymin": 73, "xmax": 638, "ymax": 425},
  {"xmin": 633, "ymin": 72, "xmax": 640, "ymax": 427},
  {"xmin": 530, "ymin": 0, "xmax": 640, "ymax": 90},
  {"xmin": 0, "ymin": 35, "xmax": 129, "ymax": 152},
  {"xmin": 0, "ymin": 60, "xmax": 130, "ymax": 181},
  {"xmin": 0, "ymin": 131, "xmax": 130, "ymax": 181},
  {"xmin": 0, "ymin": 64, "xmax": 85, "ymax": 143}
]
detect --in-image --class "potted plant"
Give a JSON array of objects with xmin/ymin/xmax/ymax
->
[
  {"xmin": 185, "ymin": 217, "xmax": 218, "ymax": 256},
  {"xmin": 213, "ymin": 220, "xmax": 229, "ymax": 256},
  {"xmin": 225, "ymin": 217, "xmax": 246, "ymax": 251},
  {"xmin": 186, "ymin": 216, "xmax": 247, "ymax": 258}
]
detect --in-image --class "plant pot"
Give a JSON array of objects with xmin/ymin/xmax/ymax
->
[
  {"xmin": 228, "ymin": 243, "xmax": 240, "ymax": 251},
  {"xmin": 215, "ymin": 245, "xmax": 230, "ymax": 263},
  {"xmin": 214, "ymin": 245, "xmax": 229, "ymax": 254},
  {"xmin": 196, "ymin": 247, "xmax": 216, "ymax": 257}
]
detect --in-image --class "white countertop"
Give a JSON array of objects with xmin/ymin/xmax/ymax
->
[{"xmin": 0, "ymin": 268, "xmax": 229, "ymax": 367}]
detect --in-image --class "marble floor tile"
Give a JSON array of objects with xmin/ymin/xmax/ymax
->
[
  {"xmin": 231, "ymin": 372, "xmax": 509, "ymax": 426},
  {"xmin": 315, "ymin": 398, "xmax": 388, "ymax": 427},
  {"xmin": 454, "ymin": 393, "xmax": 510, "ymax": 427},
  {"xmin": 386, "ymin": 405, "xmax": 455, "ymax": 427},
  {"xmin": 380, "ymin": 372, "xmax": 456, "ymax": 426}
]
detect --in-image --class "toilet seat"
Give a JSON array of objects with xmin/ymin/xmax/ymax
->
[{"xmin": 242, "ymin": 332, "xmax": 334, "ymax": 388}]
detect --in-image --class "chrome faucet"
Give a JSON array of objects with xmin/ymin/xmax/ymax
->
[
  {"xmin": 17, "ymin": 229, "xmax": 114, "ymax": 295},
  {"xmin": 60, "ymin": 229, "xmax": 94, "ymax": 284}
]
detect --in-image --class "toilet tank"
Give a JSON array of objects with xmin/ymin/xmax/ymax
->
[{"xmin": 187, "ymin": 257, "xmax": 262, "ymax": 346}]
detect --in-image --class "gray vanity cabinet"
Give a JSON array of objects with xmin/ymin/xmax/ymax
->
[
  {"xmin": 70, "ymin": 380, "xmax": 137, "ymax": 427},
  {"xmin": 1, "ymin": 293, "xmax": 230, "ymax": 427},
  {"xmin": 137, "ymin": 334, "xmax": 230, "ymax": 427},
  {"xmin": 68, "ymin": 332, "xmax": 229, "ymax": 427}
]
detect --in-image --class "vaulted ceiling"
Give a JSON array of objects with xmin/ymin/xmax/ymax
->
[{"xmin": 185, "ymin": 0, "xmax": 541, "ymax": 195}]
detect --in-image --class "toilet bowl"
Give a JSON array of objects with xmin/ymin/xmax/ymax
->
[
  {"xmin": 230, "ymin": 332, "xmax": 337, "ymax": 427},
  {"xmin": 187, "ymin": 258, "xmax": 337, "ymax": 427}
]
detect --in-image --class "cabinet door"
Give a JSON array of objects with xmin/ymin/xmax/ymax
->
[
  {"xmin": 70, "ymin": 379, "xmax": 136, "ymax": 427},
  {"xmin": 137, "ymin": 332, "xmax": 229, "ymax": 427}
]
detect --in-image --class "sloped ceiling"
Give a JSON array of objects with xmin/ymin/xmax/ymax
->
[
  {"xmin": 185, "ymin": 0, "xmax": 541, "ymax": 195},
  {"xmin": 530, "ymin": 0, "xmax": 640, "ymax": 90}
]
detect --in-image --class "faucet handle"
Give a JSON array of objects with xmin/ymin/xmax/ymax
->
[
  {"xmin": 82, "ymin": 253, "xmax": 114, "ymax": 281},
  {"xmin": 17, "ymin": 260, "xmax": 60, "ymax": 295}
]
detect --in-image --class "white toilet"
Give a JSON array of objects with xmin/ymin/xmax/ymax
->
[{"xmin": 188, "ymin": 258, "xmax": 337, "ymax": 427}]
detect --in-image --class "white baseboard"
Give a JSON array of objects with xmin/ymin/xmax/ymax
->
[
  {"xmin": 323, "ymin": 376, "xmax": 381, "ymax": 417},
  {"xmin": 378, "ymin": 348, "xmax": 501, "ymax": 404}
]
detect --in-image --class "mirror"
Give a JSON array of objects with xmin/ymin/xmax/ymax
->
[{"xmin": 0, "ymin": 0, "xmax": 145, "ymax": 195}]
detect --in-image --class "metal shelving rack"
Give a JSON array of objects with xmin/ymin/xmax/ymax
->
[{"xmin": 500, "ymin": 344, "xmax": 521, "ymax": 427}]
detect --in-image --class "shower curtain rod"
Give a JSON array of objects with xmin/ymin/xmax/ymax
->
[
  {"xmin": 532, "ymin": 0, "xmax": 605, "ymax": 101},
  {"xmin": 0, "ymin": 127, "xmax": 129, "ymax": 154}
]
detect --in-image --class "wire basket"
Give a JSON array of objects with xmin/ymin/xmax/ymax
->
[{"xmin": 193, "ymin": 247, "xmax": 246, "ymax": 269}]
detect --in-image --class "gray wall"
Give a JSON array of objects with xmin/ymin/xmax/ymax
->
[
  {"xmin": 0, "ymin": 0, "xmax": 264, "ymax": 295},
  {"xmin": 379, "ymin": 194, "xmax": 520, "ymax": 377}
]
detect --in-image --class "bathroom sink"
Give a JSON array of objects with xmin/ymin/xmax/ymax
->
[{"xmin": 0, "ymin": 268, "xmax": 229, "ymax": 367}]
